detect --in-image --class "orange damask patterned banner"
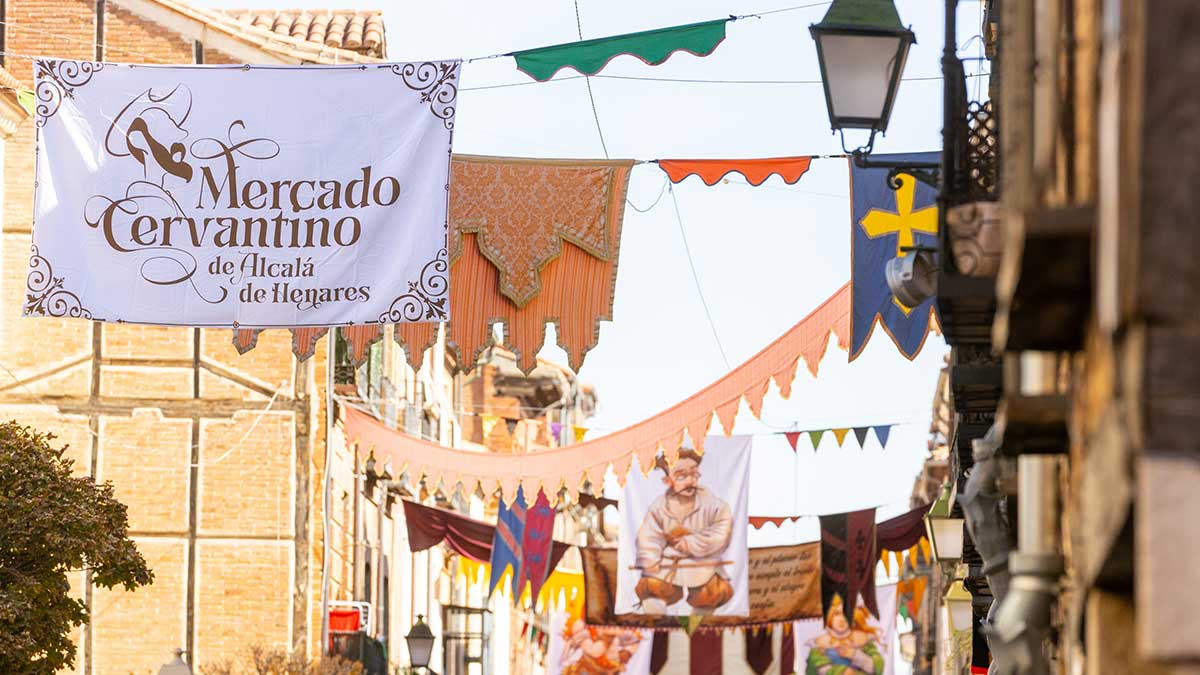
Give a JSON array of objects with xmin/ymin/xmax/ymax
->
[{"xmin": 233, "ymin": 154, "xmax": 635, "ymax": 373}]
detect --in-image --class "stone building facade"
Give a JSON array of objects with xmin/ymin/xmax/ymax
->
[{"xmin": 929, "ymin": 1, "xmax": 1200, "ymax": 672}]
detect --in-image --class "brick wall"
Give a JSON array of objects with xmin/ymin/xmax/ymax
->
[{"xmin": 0, "ymin": 1, "xmax": 326, "ymax": 672}]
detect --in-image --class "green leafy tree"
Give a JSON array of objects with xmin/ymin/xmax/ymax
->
[{"xmin": 0, "ymin": 421, "xmax": 153, "ymax": 674}]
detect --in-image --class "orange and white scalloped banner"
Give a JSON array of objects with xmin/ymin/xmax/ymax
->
[{"xmin": 342, "ymin": 283, "xmax": 850, "ymax": 502}]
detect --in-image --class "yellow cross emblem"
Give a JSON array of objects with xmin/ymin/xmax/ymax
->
[
  {"xmin": 860, "ymin": 174, "xmax": 939, "ymax": 257},
  {"xmin": 859, "ymin": 174, "xmax": 938, "ymax": 312}
]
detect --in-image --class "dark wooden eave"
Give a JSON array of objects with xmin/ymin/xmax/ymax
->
[
  {"xmin": 996, "ymin": 394, "xmax": 1070, "ymax": 456},
  {"xmin": 938, "ymin": 274, "xmax": 997, "ymax": 346},
  {"xmin": 994, "ymin": 205, "xmax": 1096, "ymax": 351}
]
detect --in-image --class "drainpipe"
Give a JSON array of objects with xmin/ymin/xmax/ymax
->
[{"xmin": 987, "ymin": 455, "xmax": 1062, "ymax": 674}]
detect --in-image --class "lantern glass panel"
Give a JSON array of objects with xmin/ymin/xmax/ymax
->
[
  {"xmin": 947, "ymin": 597, "xmax": 973, "ymax": 632},
  {"xmin": 408, "ymin": 636, "xmax": 434, "ymax": 668},
  {"xmin": 931, "ymin": 517, "xmax": 965, "ymax": 561},
  {"xmin": 815, "ymin": 31, "xmax": 908, "ymax": 128},
  {"xmin": 406, "ymin": 620, "xmax": 435, "ymax": 668}
]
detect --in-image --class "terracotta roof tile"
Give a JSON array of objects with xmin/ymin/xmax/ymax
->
[{"xmin": 220, "ymin": 9, "xmax": 386, "ymax": 59}]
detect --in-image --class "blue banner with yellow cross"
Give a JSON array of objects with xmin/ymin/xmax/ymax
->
[{"xmin": 849, "ymin": 152, "xmax": 940, "ymax": 360}]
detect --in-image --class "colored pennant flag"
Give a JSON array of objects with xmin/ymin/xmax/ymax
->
[
  {"xmin": 519, "ymin": 489, "xmax": 556, "ymax": 600},
  {"xmin": 832, "ymin": 428, "xmax": 850, "ymax": 446},
  {"xmin": 651, "ymin": 632, "xmax": 670, "ymax": 674},
  {"xmin": 512, "ymin": 19, "xmax": 729, "ymax": 81},
  {"xmin": 573, "ymin": 426, "xmax": 588, "ymax": 444},
  {"xmin": 873, "ymin": 425, "xmax": 892, "ymax": 448},
  {"xmin": 853, "ymin": 426, "xmax": 871, "ymax": 448},
  {"xmin": 809, "ymin": 429, "xmax": 825, "ymax": 450},
  {"xmin": 488, "ymin": 487, "xmax": 528, "ymax": 600},
  {"xmin": 745, "ymin": 626, "xmax": 774, "ymax": 674},
  {"xmin": 658, "ymin": 156, "xmax": 813, "ymax": 186},
  {"xmin": 17, "ymin": 89, "xmax": 36, "ymax": 117},
  {"xmin": 819, "ymin": 507, "xmax": 879, "ymax": 621},
  {"xmin": 678, "ymin": 614, "xmax": 705, "ymax": 635},
  {"xmin": 910, "ymin": 575, "xmax": 928, "ymax": 617},
  {"xmin": 784, "ymin": 431, "xmax": 802, "ymax": 451},
  {"xmin": 849, "ymin": 152, "xmax": 941, "ymax": 361},
  {"xmin": 481, "ymin": 414, "xmax": 500, "ymax": 438},
  {"xmin": 780, "ymin": 622, "xmax": 795, "ymax": 675}
]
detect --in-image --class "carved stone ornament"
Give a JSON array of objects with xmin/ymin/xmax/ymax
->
[{"xmin": 946, "ymin": 201, "xmax": 1003, "ymax": 277}]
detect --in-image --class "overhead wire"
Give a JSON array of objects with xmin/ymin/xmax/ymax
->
[
  {"xmin": 626, "ymin": 175, "xmax": 670, "ymax": 212},
  {"xmin": 459, "ymin": 73, "xmax": 983, "ymax": 92},
  {"xmin": 731, "ymin": 1, "xmax": 833, "ymax": 19},
  {"xmin": 573, "ymin": 0, "xmax": 611, "ymax": 159},
  {"xmin": 668, "ymin": 183, "xmax": 731, "ymax": 370}
]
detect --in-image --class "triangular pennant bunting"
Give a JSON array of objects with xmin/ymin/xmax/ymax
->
[
  {"xmin": 784, "ymin": 431, "xmax": 802, "ymax": 451},
  {"xmin": 873, "ymin": 425, "xmax": 892, "ymax": 448},
  {"xmin": 809, "ymin": 429, "xmax": 825, "ymax": 450},
  {"xmin": 853, "ymin": 426, "xmax": 871, "ymax": 447},
  {"xmin": 832, "ymin": 428, "xmax": 850, "ymax": 446}
]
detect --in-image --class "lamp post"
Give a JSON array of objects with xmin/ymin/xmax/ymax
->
[
  {"xmin": 406, "ymin": 614, "xmax": 437, "ymax": 674},
  {"xmin": 925, "ymin": 482, "xmax": 965, "ymax": 563},
  {"xmin": 157, "ymin": 649, "xmax": 192, "ymax": 675},
  {"xmin": 810, "ymin": 0, "xmax": 949, "ymax": 308},
  {"xmin": 810, "ymin": 0, "xmax": 915, "ymax": 141},
  {"xmin": 810, "ymin": 0, "xmax": 949, "ymax": 186}
]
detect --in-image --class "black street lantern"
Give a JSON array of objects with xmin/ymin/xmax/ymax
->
[
  {"xmin": 810, "ymin": 0, "xmax": 916, "ymax": 139},
  {"xmin": 406, "ymin": 614, "xmax": 436, "ymax": 671}
]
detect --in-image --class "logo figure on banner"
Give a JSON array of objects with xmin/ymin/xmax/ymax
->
[{"xmin": 29, "ymin": 60, "xmax": 457, "ymax": 327}]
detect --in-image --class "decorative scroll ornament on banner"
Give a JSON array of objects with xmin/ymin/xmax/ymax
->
[
  {"xmin": 342, "ymin": 284, "xmax": 850, "ymax": 502},
  {"xmin": 29, "ymin": 59, "xmax": 457, "ymax": 328},
  {"xmin": 235, "ymin": 154, "xmax": 635, "ymax": 372},
  {"xmin": 849, "ymin": 152, "xmax": 942, "ymax": 360},
  {"xmin": 657, "ymin": 156, "xmax": 814, "ymax": 186},
  {"xmin": 512, "ymin": 19, "xmax": 729, "ymax": 81}
]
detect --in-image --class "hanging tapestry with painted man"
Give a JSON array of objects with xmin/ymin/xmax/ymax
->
[{"xmin": 616, "ymin": 436, "xmax": 751, "ymax": 618}]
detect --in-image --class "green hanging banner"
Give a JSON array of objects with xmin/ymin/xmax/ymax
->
[{"xmin": 511, "ymin": 19, "xmax": 729, "ymax": 82}]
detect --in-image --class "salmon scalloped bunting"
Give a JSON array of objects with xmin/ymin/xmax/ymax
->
[{"xmin": 342, "ymin": 284, "xmax": 850, "ymax": 501}]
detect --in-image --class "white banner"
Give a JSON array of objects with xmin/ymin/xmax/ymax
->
[
  {"xmin": 794, "ymin": 583, "xmax": 899, "ymax": 675},
  {"xmin": 29, "ymin": 59, "xmax": 457, "ymax": 327},
  {"xmin": 548, "ymin": 612, "xmax": 651, "ymax": 675},
  {"xmin": 616, "ymin": 436, "xmax": 752, "ymax": 618}
]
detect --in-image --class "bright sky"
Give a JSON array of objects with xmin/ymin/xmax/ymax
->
[{"xmin": 191, "ymin": 0, "xmax": 983, "ymax": 541}]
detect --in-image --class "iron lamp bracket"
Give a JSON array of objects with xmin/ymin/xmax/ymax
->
[{"xmin": 851, "ymin": 148, "xmax": 941, "ymax": 191}]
